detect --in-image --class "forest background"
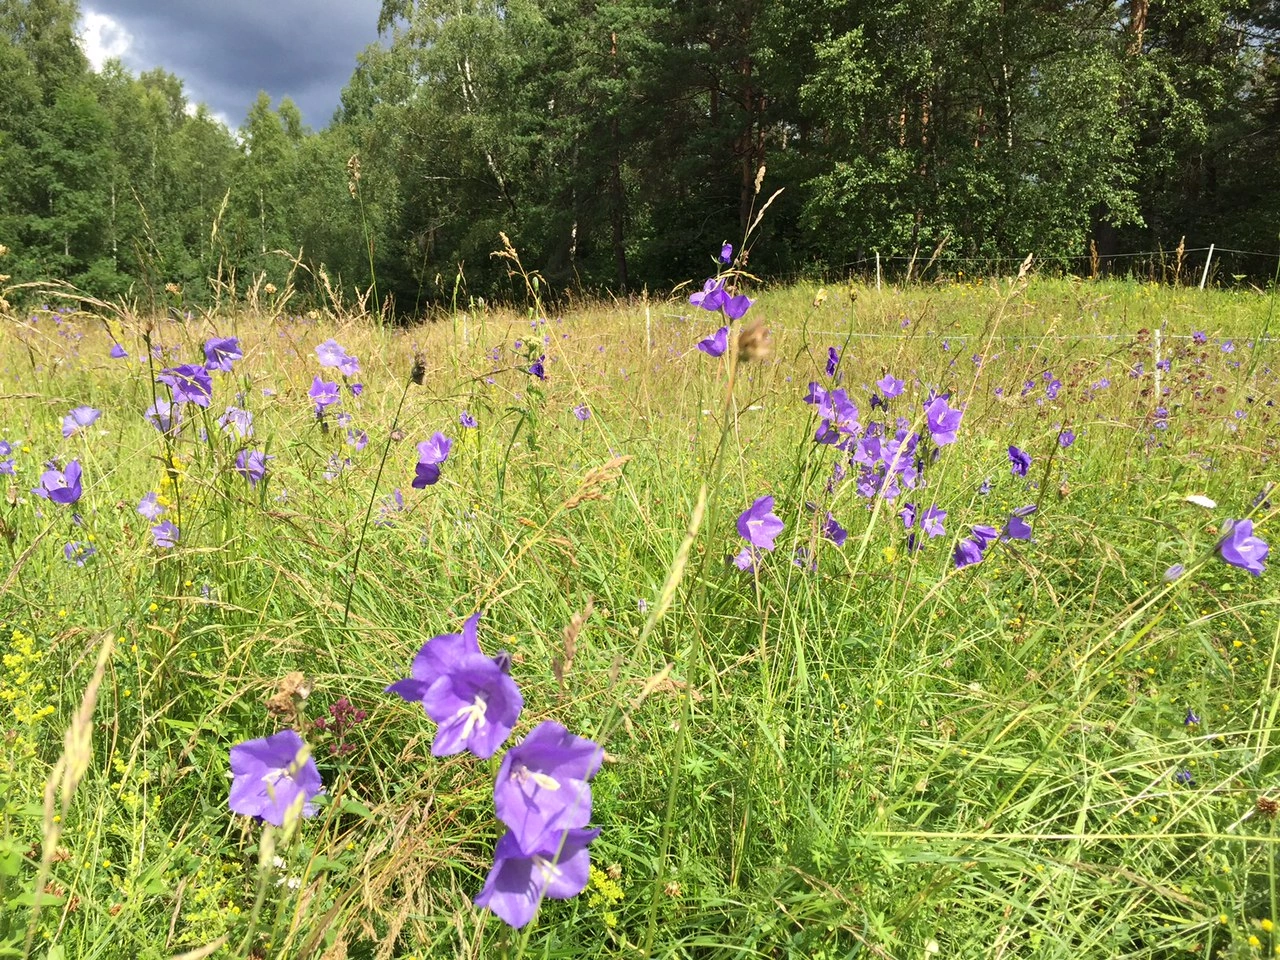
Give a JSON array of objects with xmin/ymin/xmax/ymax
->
[{"xmin": 4, "ymin": 0, "xmax": 1280, "ymax": 312}]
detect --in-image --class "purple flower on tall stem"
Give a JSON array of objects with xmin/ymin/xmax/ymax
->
[
  {"xmin": 309, "ymin": 376, "xmax": 340, "ymax": 415},
  {"xmin": 315, "ymin": 338, "xmax": 359, "ymax": 375},
  {"xmin": 218, "ymin": 406, "xmax": 254, "ymax": 439},
  {"xmin": 420, "ymin": 653, "xmax": 523, "ymax": 758},
  {"xmin": 572, "ymin": 404, "xmax": 590, "ymax": 422},
  {"xmin": 738, "ymin": 496, "xmax": 784, "ymax": 551},
  {"xmin": 109, "ymin": 342, "xmax": 127, "ymax": 359},
  {"xmin": 33, "ymin": 460, "xmax": 82, "ymax": 505},
  {"xmin": 460, "ymin": 411, "xmax": 477, "ymax": 429},
  {"xmin": 529, "ymin": 356, "xmax": 547, "ymax": 380},
  {"xmin": 203, "ymin": 337, "xmax": 243, "ymax": 372},
  {"xmin": 954, "ymin": 539, "xmax": 984, "ymax": 568},
  {"xmin": 145, "ymin": 397, "xmax": 180, "ymax": 433},
  {"xmin": 228, "ymin": 729, "xmax": 324, "ymax": 826},
  {"xmin": 1219, "ymin": 519, "xmax": 1268, "ymax": 576},
  {"xmin": 158, "ymin": 364, "xmax": 213, "ymax": 407},
  {"xmin": 822, "ymin": 511, "xmax": 847, "ymax": 547},
  {"xmin": 494, "ymin": 721, "xmax": 603, "ymax": 848},
  {"xmin": 723, "ymin": 294, "xmax": 754, "ymax": 320},
  {"xmin": 690, "ymin": 278, "xmax": 728, "ymax": 312},
  {"xmin": 413, "ymin": 432, "xmax": 452, "ymax": 488},
  {"xmin": 1003, "ymin": 511, "xmax": 1033, "ymax": 541},
  {"xmin": 1008, "ymin": 445, "xmax": 1032, "ymax": 477},
  {"xmin": 1058, "ymin": 429, "xmax": 1076, "ymax": 448},
  {"xmin": 877, "ymin": 374, "xmax": 904, "ymax": 399},
  {"xmin": 899, "ymin": 502, "xmax": 917, "ymax": 529},
  {"xmin": 150, "ymin": 520, "xmax": 179, "ymax": 549},
  {"xmin": 137, "ymin": 491, "xmax": 163, "ymax": 520},
  {"xmin": 387, "ymin": 612, "xmax": 484, "ymax": 704},
  {"xmin": 63, "ymin": 541, "xmax": 95, "ymax": 566},
  {"xmin": 921, "ymin": 505, "xmax": 946, "ymax": 538},
  {"xmin": 719, "ymin": 242, "xmax": 733, "ymax": 264},
  {"xmin": 62, "ymin": 406, "xmax": 101, "ymax": 438},
  {"xmin": 924, "ymin": 396, "xmax": 963, "ymax": 446},
  {"xmin": 697, "ymin": 327, "xmax": 728, "ymax": 357},
  {"xmin": 826, "ymin": 347, "xmax": 841, "ymax": 377},
  {"xmin": 235, "ymin": 449, "xmax": 272, "ymax": 487},
  {"xmin": 970, "ymin": 525, "xmax": 1000, "ymax": 550},
  {"xmin": 473, "ymin": 827, "xmax": 600, "ymax": 929}
]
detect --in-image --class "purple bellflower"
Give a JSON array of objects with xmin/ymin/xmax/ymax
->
[
  {"xmin": 63, "ymin": 541, "xmax": 95, "ymax": 566},
  {"xmin": 1008, "ymin": 445, "xmax": 1032, "ymax": 477},
  {"xmin": 33, "ymin": 460, "xmax": 83, "ymax": 505},
  {"xmin": 697, "ymin": 327, "xmax": 728, "ymax": 357},
  {"xmin": 420, "ymin": 653, "xmax": 523, "ymax": 759},
  {"xmin": 387, "ymin": 612, "xmax": 484, "ymax": 704},
  {"xmin": 235, "ymin": 449, "xmax": 272, "ymax": 487},
  {"xmin": 145, "ymin": 397, "xmax": 180, "ymax": 433},
  {"xmin": 137, "ymin": 491, "xmax": 163, "ymax": 520},
  {"xmin": 723, "ymin": 294, "xmax": 754, "ymax": 320},
  {"xmin": 719, "ymin": 242, "xmax": 733, "ymax": 264},
  {"xmin": 529, "ymin": 356, "xmax": 547, "ymax": 380},
  {"xmin": 228, "ymin": 729, "xmax": 324, "ymax": 826},
  {"xmin": 877, "ymin": 374, "xmax": 905, "ymax": 399},
  {"xmin": 921, "ymin": 505, "xmax": 946, "ymax": 538},
  {"xmin": 573, "ymin": 404, "xmax": 590, "ymax": 422},
  {"xmin": 738, "ymin": 496, "xmax": 784, "ymax": 551},
  {"xmin": 109, "ymin": 342, "xmax": 127, "ymax": 359},
  {"xmin": 826, "ymin": 347, "xmax": 841, "ymax": 377},
  {"xmin": 1219, "ymin": 519, "xmax": 1268, "ymax": 576},
  {"xmin": 204, "ymin": 337, "xmax": 243, "ymax": 372},
  {"xmin": 413, "ymin": 432, "xmax": 452, "ymax": 487},
  {"xmin": 924, "ymin": 396, "xmax": 963, "ymax": 446},
  {"xmin": 151, "ymin": 520, "xmax": 179, "ymax": 548},
  {"xmin": 494, "ymin": 721, "xmax": 603, "ymax": 848},
  {"xmin": 690, "ymin": 278, "xmax": 728, "ymax": 312},
  {"xmin": 474, "ymin": 827, "xmax": 600, "ymax": 929},
  {"xmin": 218, "ymin": 406, "xmax": 254, "ymax": 439},
  {"xmin": 158, "ymin": 364, "xmax": 213, "ymax": 407},
  {"xmin": 309, "ymin": 376, "xmax": 340, "ymax": 415},
  {"xmin": 62, "ymin": 406, "xmax": 101, "ymax": 438},
  {"xmin": 460, "ymin": 411, "xmax": 477, "ymax": 428}
]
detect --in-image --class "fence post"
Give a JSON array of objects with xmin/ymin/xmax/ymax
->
[
  {"xmin": 876, "ymin": 251, "xmax": 882, "ymax": 291},
  {"xmin": 1153, "ymin": 326, "xmax": 1162, "ymax": 398},
  {"xmin": 1199, "ymin": 243, "xmax": 1215, "ymax": 290}
]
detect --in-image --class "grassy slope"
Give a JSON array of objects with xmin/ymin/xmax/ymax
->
[{"xmin": 0, "ymin": 276, "xmax": 1278, "ymax": 959}]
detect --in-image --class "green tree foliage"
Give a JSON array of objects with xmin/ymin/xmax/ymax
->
[{"xmin": 1, "ymin": 0, "xmax": 1278, "ymax": 310}]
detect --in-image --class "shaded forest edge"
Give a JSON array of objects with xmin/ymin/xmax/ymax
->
[{"xmin": 4, "ymin": 0, "xmax": 1280, "ymax": 317}]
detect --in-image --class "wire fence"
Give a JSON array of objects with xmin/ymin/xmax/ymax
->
[{"xmin": 836, "ymin": 244, "xmax": 1280, "ymax": 286}]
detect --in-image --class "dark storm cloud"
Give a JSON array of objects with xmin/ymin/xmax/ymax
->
[{"xmin": 86, "ymin": 0, "xmax": 384, "ymax": 128}]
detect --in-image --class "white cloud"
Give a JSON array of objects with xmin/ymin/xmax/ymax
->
[{"xmin": 78, "ymin": 9, "xmax": 134, "ymax": 71}]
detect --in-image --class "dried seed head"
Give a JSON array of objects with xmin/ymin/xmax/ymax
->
[
  {"xmin": 1258, "ymin": 796, "xmax": 1278, "ymax": 819},
  {"xmin": 736, "ymin": 317, "xmax": 772, "ymax": 364}
]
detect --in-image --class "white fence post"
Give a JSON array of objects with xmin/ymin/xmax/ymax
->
[{"xmin": 1199, "ymin": 243, "xmax": 1215, "ymax": 290}]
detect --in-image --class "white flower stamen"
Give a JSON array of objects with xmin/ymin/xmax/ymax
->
[{"xmin": 453, "ymin": 695, "xmax": 489, "ymax": 740}]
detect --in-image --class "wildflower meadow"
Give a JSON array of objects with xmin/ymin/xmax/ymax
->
[{"xmin": 0, "ymin": 262, "xmax": 1278, "ymax": 959}]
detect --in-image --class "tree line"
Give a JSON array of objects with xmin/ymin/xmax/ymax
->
[{"xmin": 3, "ymin": 0, "xmax": 1280, "ymax": 313}]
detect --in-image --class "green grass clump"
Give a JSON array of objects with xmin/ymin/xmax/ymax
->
[{"xmin": 0, "ymin": 276, "xmax": 1277, "ymax": 959}]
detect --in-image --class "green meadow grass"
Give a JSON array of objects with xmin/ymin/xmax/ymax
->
[{"xmin": 1, "ymin": 276, "xmax": 1277, "ymax": 959}]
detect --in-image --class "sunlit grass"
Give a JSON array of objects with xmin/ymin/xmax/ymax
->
[{"xmin": 1, "ymin": 276, "xmax": 1277, "ymax": 959}]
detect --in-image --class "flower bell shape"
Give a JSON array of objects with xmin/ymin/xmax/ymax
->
[
  {"xmin": 474, "ymin": 827, "xmax": 600, "ymax": 928},
  {"xmin": 158, "ymin": 364, "xmax": 213, "ymax": 407},
  {"xmin": 924, "ymin": 396, "xmax": 963, "ymax": 446},
  {"xmin": 737, "ymin": 495, "xmax": 783, "ymax": 552},
  {"xmin": 1219, "ymin": 519, "xmax": 1268, "ymax": 576},
  {"xmin": 413, "ymin": 432, "xmax": 452, "ymax": 487},
  {"xmin": 494, "ymin": 721, "xmax": 603, "ymax": 849},
  {"xmin": 387, "ymin": 612, "xmax": 483, "ymax": 704},
  {"xmin": 697, "ymin": 327, "xmax": 728, "ymax": 357},
  {"xmin": 204, "ymin": 336, "xmax": 243, "ymax": 372},
  {"xmin": 33, "ymin": 460, "xmax": 83, "ymax": 505},
  {"xmin": 229, "ymin": 729, "xmax": 324, "ymax": 826},
  {"xmin": 420, "ymin": 652, "xmax": 523, "ymax": 759}
]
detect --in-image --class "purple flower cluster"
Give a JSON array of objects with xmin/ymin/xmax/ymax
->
[{"xmin": 387, "ymin": 612, "xmax": 604, "ymax": 927}]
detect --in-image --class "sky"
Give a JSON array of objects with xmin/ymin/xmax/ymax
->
[{"xmin": 77, "ymin": 0, "xmax": 385, "ymax": 130}]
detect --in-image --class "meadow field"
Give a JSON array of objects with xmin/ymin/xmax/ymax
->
[{"xmin": 0, "ymin": 270, "xmax": 1277, "ymax": 960}]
